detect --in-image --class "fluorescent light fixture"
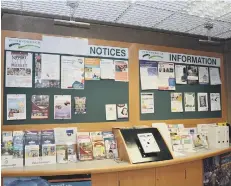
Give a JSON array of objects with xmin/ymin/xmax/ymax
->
[{"xmin": 54, "ymin": 19, "xmax": 90, "ymax": 28}]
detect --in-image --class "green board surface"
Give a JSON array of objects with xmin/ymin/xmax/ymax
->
[
  {"xmin": 139, "ymin": 61, "xmax": 222, "ymax": 120},
  {"xmin": 3, "ymin": 51, "xmax": 129, "ymax": 125}
]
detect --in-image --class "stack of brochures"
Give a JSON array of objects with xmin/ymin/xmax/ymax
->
[{"xmin": 1, "ymin": 128, "xmax": 119, "ymax": 169}]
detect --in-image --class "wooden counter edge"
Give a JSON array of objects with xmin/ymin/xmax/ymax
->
[{"xmin": 2, "ymin": 147, "xmax": 231, "ymax": 177}]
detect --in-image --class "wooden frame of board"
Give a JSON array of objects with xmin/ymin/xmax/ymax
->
[{"xmin": 1, "ymin": 30, "xmax": 227, "ymax": 132}]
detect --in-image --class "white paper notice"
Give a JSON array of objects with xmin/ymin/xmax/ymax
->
[
  {"xmin": 209, "ymin": 67, "xmax": 221, "ymax": 85},
  {"xmin": 210, "ymin": 93, "xmax": 221, "ymax": 111},
  {"xmin": 140, "ymin": 60, "xmax": 158, "ymax": 90},
  {"xmin": 171, "ymin": 93, "xmax": 183, "ymax": 112},
  {"xmin": 5, "ymin": 51, "xmax": 33, "ymax": 87},
  {"xmin": 184, "ymin": 93, "xmax": 195, "ymax": 112},
  {"xmin": 100, "ymin": 59, "xmax": 115, "ymax": 79},
  {"xmin": 175, "ymin": 65, "xmax": 187, "ymax": 84},
  {"xmin": 61, "ymin": 56, "xmax": 84, "ymax": 89},
  {"xmin": 105, "ymin": 104, "xmax": 117, "ymax": 121},
  {"xmin": 141, "ymin": 92, "xmax": 154, "ymax": 114},
  {"xmin": 198, "ymin": 93, "xmax": 208, "ymax": 112},
  {"xmin": 158, "ymin": 62, "xmax": 175, "ymax": 90},
  {"xmin": 7, "ymin": 94, "xmax": 26, "ymax": 120},
  {"xmin": 199, "ymin": 66, "xmax": 209, "ymax": 84},
  {"xmin": 41, "ymin": 54, "xmax": 60, "ymax": 80},
  {"xmin": 137, "ymin": 133, "xmax": 160, "ymax": 153}
]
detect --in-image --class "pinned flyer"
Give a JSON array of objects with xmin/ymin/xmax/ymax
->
[
  {"xmin": 85, "ymin": 58, "xmax": 100, "ymax": 80},
  {"xmin": 100, "ymin": 59, "xmax": 115, "ymax": 79},
  {"xmin": 171, "ymin": 93, "xmax": 183, "ymax": 112},
  {"xmin": 7, "ymin": 94, "xmax": 26, "ymax": 120},
  {"xmin": 117, "ymin": 104, "xmax": 128, "ymax": 118},
  {"xmin": 61, "ymin": 56, "xmax": 84, "ymax": 89},
  {"xmin": 198, "ymin": 66, "xmax": 209, "ymax": 84},
  {"xmin": 209, "ymin": 67, "xmax": 221, "ymax": 85},
  {"xmin": 115, "ymin": 60, "xmax": 128, "ymax": 82},
  {"xmin": 158, "ymin": 62, "xmax": 175, "ymax": 90},
  {"xmin": 187, "ymin": 65, "xmax": 198, "ymax": 84},
  {"xmin": 184, "ymin": 92, "xmax": 195, "ymax": 112},
  {"xmin": 210, "ymin": 93, "xmax": 221, "ymax": 111},
  {"xmin": 105, "ymin": 104, "xmax": 117, "ymax": 121},
  {"xmin": 54, "ymin": 95, "xmax": 71, "ymax": 119},
  {"xmin": 35, "ymin": 53, "xmax": 60, "ymax": 88},
  {"xmin": 140, "ymin": 60, "xmax": 158, "ymax": 90},
  {"xmin": 175, "ymin": 65, "xmax": 187, "ymax": 84},
  {"xmin": 5, "ymin": 51, "xmax": 33, "ymax": 87},
  {"xmin": 141, "ymin": 92, "xmax": 154, "ymax": 114},
  {"xmin": 198, "ymin": 93, "xmax": 208, "ymax": 112},
  {"xmin": 31, "ymin": 95, "xmax": 49, "ymax": 119}
]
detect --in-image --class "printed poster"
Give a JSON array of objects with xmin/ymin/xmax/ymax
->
[
  {"xmin": 158, "ymin": 62, "xmax": 175, "ymax": 90},
  {"xmin": 171, "ymin": 93, "xmax": 183, "ymax": 112},
  {"xmin": 31, "ymin": 95, "xmax": 49, "ymax": 119},
  {"xmin": 175, "ymin": 65, "xmax": 187, "ymax": 84},
  {"xmin": 85, "ymin": 58, "xmax": 100, "ymax": 80},
  {"xmin": 210, "ymin": 93, "xmax": 221, "ymax": 111},
  {"xmin": 184, "ymin": 92, "xmax": 195, "ymax": 112},
  {"xmin": 5, "ymin": 51, "xmax": 32, "ymax": 87},
  {"xmin": 141, "ymin": 92, "xmax": 154, "ymax": 114},
  {"xmin": 209, "ymin": 67, "xmax": 221, "ymax": 85},
  {"xmin": 54, "ymin": 95, "xmax": 71, "ymax": 119},
  {"xmin": 199, "ymin": 66, "xmax": 209, "ymax": 84},
  {"xmin": 7, "ymin": 94, "xmax": 26, "ymax": 120},
  {"xmin": 198, "ymin": 93, "xmax": 208, "ymax": 112},
  {"xmin": 105, "ymin": 104, "xmax": 117, "ymax": 121},
  {"xmin": 117, "ymin": 104, "xmax": 128, "ymax": 118},
  {"xmin": 140, "ymin": 60, "xmax": 158, "ymax": 90},
  {"xmin": 35, "ymin": 53, "xmax": 60, "ymax": 88},
  {"xmin": 187, "ymin": 65, "xmax": 198, "ymax": 84},
  {"xmin": 115, "ymin": 60, "xmax": 128, "ymax": 82},
  {"xmin": 61, "ymin": 56, "xmax": 84, "ymax": 89},
  {"xmin": 100, "ymin": 59, "xmax": 115, "ymax": 79},
  {"xmin": 74, "ymin": 97, "xmax": 86, "ymax": 114}
]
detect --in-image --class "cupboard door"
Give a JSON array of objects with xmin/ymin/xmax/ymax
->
[
  {"xmin": 185, "ymin": 160, "xmax": 203, "ymax": 186},
  {"xmin": 119, "ymin": 169, "xmax": 155, "ymax": 186},
  {"xmin": 156, "ymin": 164, "xmax": 186, "ymax": 186},
  {"xmin": 92, "ymin": 172, "xmax": 118, "ymax": 186}
]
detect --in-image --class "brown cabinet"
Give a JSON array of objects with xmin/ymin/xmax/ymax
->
[
  {"xmin": 119, "ymin": 168, "xmax": 156, "ymax": 186},
  {"xmin": 92, "ymin": 172, "xmax": 118, "ymax": 186},
  {"xmin": 156, "ymin": 163, "xmax": 186, "ymax": 186},
  {"xmin": 156, "ymin": 160, "xmax": 203, "ymax": 186}
]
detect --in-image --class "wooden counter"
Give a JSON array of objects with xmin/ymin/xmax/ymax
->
[{"xmin": 2, "ymin": 147, "xmax": 231, "ymax": 177}]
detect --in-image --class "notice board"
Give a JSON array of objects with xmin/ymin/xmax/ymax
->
[
  {"xmin": 139, "ymin": 49, "xmax": 222, "ymax": 120},
  {"xmin": 3, "ymin": 35, "xmax": 129, "ymax": 125}
]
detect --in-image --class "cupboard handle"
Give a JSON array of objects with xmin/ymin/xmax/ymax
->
[{"xmin": 185, "ymin": 169, "xmax": 187, "ymax": 179}]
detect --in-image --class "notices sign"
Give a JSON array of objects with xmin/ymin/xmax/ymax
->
[
  {"xmin": 115, "ymin": 60, "xmax": 128, "ymax": 82},
  {"xmin": 5, "ymin": 51, "xmax": 32, "ymax": 87}
]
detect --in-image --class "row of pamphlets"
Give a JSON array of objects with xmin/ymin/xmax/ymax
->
[
  {"xmin": 6, "ymin": 51, "xmax": 128, "ymax": 89},
  {"xmin": 1, "ymin": 128, "xmax": 118, "ymax": 169},
  {"xmin": 140, "ymin": 61, "xmax": 221, "ymax": 91},
  {"xmin": 152, "ymin": 122, "xmax": 230, "ymax": 156}
]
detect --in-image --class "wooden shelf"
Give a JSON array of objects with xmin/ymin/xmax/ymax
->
[{"xmin": 2, "ymin": 147, "xmax": 231, "ymax": 177}]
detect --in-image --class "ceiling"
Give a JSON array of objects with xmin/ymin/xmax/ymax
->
[{"xmin": 1, "ymin": 0, "xmax": 231, "ymax": 40}]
